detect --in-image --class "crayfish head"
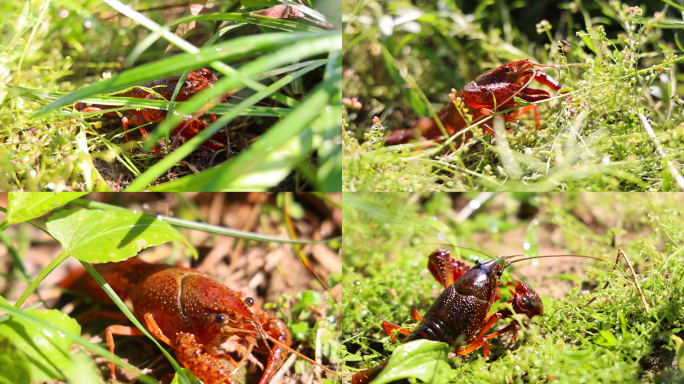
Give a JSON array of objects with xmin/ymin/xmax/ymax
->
[
  {"xmin": 182, "ymin": 274, "xmax": 257, "ymax": 346},
  {"xmin": 182, "ymin": 68, "xmax": 219, "ymax": 95},
  {"xmin": 454, "ymin": 257, "xmax": 508, "ymax": 302}
]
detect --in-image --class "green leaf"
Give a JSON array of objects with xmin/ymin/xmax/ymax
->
[
  {"xmin": 372, "ymin": 340, "xmax": 457, "ymax": 384},
  {"xmin": 293, "ymin": 290, "xmax": 322, "ymax": 317},
  {"xmin": 592, "ymin": 330, "xmax": 618, "ymax": 346},
  {"xmin": 45, "ymin": 209, "xmax": 197, "ymax": 263},
  {"xmin": 668, "ymin": 333, "xmax": 684, "ymax": 373},
  {"xmin": 290, "ymin": 321, "xmax": 310, "ymax": 340},
  {"xmin": 0, "ymin": 192, "xmax": 88, "ymax": 231},
  {"xmin": 0, "ymin": 295, "xmax": 82, "ymax": 382},
  {"xmin": 168, "ymin": 12, "xmax": 325, "ymax": 33}
]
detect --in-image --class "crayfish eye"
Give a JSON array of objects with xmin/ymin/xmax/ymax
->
[
  {"xmin": 503, "ymin": 66, "xmax": 510, "ymax": 73},
  {"xmin": 244, "ymin": 297, "xmax": 254, "ymax": 307},
  {"xmin": 216, "ymin": 314, "xmax": 225, "ymax": 324}
]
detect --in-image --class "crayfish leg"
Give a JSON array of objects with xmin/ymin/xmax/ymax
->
[
  {"xmin": 534, "ymin": 71, "xmax": 562, "ymax": 92},
  {"xmin": 510, "ymin": 104, "xmax": 541, "ymax": 129},
  {"xmin": 410, "ymin": 305, "xmax": 423, "ymax": 322},
  {"xmin": 455, "ymin": 311, "xmax": 504, "ymax": 360},
  {"xmin": 143, "ymin": 313, "xmax": 175, "ymax": 347},
  {"xmin": 105, "ymin": 324, "xmax": 145, "ymax": 381},
  {"xmin": 381, "ymin": 320, "xmax": 411, "ymax": 343}
]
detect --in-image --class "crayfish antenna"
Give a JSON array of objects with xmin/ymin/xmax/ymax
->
[
  {"xmin": 262, "ymin": 332, "xmax": 343, "ymax": 379},
  {"xmin": 502, "ymin": 254, "xmax": 608, "ymax": 264}
]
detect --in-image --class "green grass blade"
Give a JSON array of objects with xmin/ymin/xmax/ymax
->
[
  {"xmin": 149, "ymin": 71, "xmax": 341, "ymax": 191},
  {"xmin": 168, "ymin": 13, "xmax": 326, "ymax": 33},
  {"xmin": 32, "ymin": 32, "xmax": 317, "ymax": 117}
]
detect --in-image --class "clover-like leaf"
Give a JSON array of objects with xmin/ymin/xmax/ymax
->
[
  {"xmin": 372, "ymin": 340, "xmax": 457, "ymax": 384},
  {"xmin": 0, "ymin": 295, "xmax": 83, "ymax": 382},
  {"xmin": 0, "ymin": 192, "xmax": 87, "ymax": 231},
  {"xmin": 46, "ymin": 209, "xmax": 197, "ymax": 263}
]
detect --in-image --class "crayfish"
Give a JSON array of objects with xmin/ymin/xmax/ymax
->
[
  {"xmin": 87, "ymin": 257, "xmax": 322, "ymax": 384},
  {"xmin": 351, "ymin": 249, "xmax": 605, "ymax": 384},
  {"xmin": 385, "ymin": 59, "xmax": 563, "ymax": 147},
  {"xmin": 77, "ymin": 68, "xmax": 230, "ymax": 155}
]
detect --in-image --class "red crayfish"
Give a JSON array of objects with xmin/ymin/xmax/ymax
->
[
  {"xmin": 385, "ymin": 59, "xmax": 563, "ymax": 146},
  {"xmin": 86, "ymin": 257, "xmax": 327, "ymax": 384},
  {"xmin": 352, "ymin": 249, "xmax": 605, "ymax": 384},
  {"xmin": 77, "ymin": 68, "xmax": 230, "ymax": 155}
]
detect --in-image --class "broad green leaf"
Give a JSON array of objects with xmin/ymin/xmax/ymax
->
[
  {"xmin": 592, "ymin": 330, "xmax": 618, "ymax": 346},
  {"xmin": 45, "ymin": 209, "xmax": 197, "ymax": 263},
  {"xmin": 566, "ymin": 349, "xmax": 592, "ymax": 360},
  {"xmin": 0, "ymin": 295, "xmax": 82, "ymax": 382},
  {"xmin": 0, "ymin": 296, "xmax": 158, "ymax": 384},
  {"xmin": 372, "ymin": 340, "xmax": 457, "ymax": 384},
  {"xmin": 0, "ymin": 192, "xmax": 88, "ymax": 231}
]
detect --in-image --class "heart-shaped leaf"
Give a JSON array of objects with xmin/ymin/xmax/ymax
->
[{"xmin": 46, "ymin": 209, "xmax": 197, "ymax": 263}]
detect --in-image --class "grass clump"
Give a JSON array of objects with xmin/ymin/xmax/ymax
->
[
  {"xmin": 343, "ymin": 0, "xmax": 684, "ymax": 191},
  {"xmin": 1, "ymin": 0, "xmax": 341, "ymax": 191},
  {"xmin": 342, "ymin": 192, "xmax": 684, "ymax": 383}
]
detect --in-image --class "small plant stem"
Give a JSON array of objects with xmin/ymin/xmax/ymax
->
[
  {"xmin": 69, "ymin": 198, "xmax": 335, "ymax": 245},
  {"xmin": 582, "ymin": 248, "xmax": 650, "ymax": 315},
  {"xmin": 617, "ymin": 248, "xmax": 650, "ymax": 315},
  {"xmin": 639, "ymin": 113, "xmax": 684, "ymax": 190},
  {"xmin": 282, "ymin": 192, "xmax": 330, "ymax": 291},
  {"xmin": 0, "ymin": 232, "xmax": 48, "ymax": 308},
  {"xmin": 14, "ymin": 251, "xmax": 69, "ymax": 309}
]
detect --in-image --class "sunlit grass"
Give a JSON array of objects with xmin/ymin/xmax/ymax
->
[
  {"xmin": 1, "ymin": 0, "xmax": 341, "ymax": 191},
  {"xmin": 342, "ymin": 192, "xmax": 684, "ymax": 383},
  {"xmin": 343, "ymin": 0, "xmax": 684, "ymax": 191}
]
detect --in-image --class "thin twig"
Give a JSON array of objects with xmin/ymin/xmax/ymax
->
[
  {"xmin": 618, "ymin": 248, "xmax": 650, "ymax": 314},
  {"xmin": 581, "ymin": 248, "xmax": 650, "ymax": 314},
  {"xmin": 639, "ymin": 113, "xmax": 684, "ymax": 190},
  {"xmin": 314, "ymin": 328, "xmax": 324, "ymax": 384}
]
